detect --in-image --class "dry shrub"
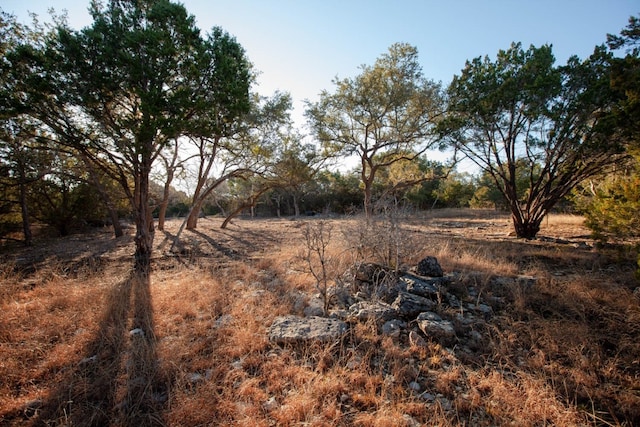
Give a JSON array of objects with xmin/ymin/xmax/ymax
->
[{"xmin": 468, "ymin": 370, "xmax": 585, "ymax": 426}]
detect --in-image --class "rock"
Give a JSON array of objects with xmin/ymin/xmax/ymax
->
[
  {"xmin": 633, "ymin": 287, "xmax": 640, "ymax": 300},
  {"xmin": 268, "ymin": 316, "xmax": 348, "ymax": 344},
  {"xmin": 129, "ymin": 328, "xmax": 145, "ymax": 338},
  {"xmin": 400, "ymin": 274, "xmax": 443, "ymax": 297},
  {"xmin": 263, "ymin": 396, "xmax": 279, "ymax": 411},
  {"xmin": 392, "ymin": 291, "xmax": 436, "ymax": 318},
  {"xmin": 348, "ymin": 301, "xmax": 397, "ymax": 323},
  {"xmin": 408, "ymin": 381, "xmax": 422, "ymax": 392},
  {"xmin": 381, "ymin": 319, "xmax": 406, "ymax": 338},
  {"xmin": 403, "ymin": 414, "xmax": 421, "ymax": 427},
  {"xmin": 304, "ymin": 297, "xmax": 325, "ymax": 317},
  {"xmin": 416, "ymin": 256, "xmax": 443, "ymax": 277},
  {"xmin": 416, "ymin": 312, "xmax": 456, "ymax": 344},
  {"xmin": 419, "ymin": 391, "xmax": 435, "ymax": 402},
  {"xmin": 409, "ymin": 330, "xmax": 427, "ymax": 348}
]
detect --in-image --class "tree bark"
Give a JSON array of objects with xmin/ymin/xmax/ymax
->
[
  {"xmin": 186, "ymin": 199, "xmax": 203, "ymax": 230},
  {"xmin": 512, "ymin": 214, "xmax": 542, "ymax": 239},
  {"xmin": 134, "ymin": 157, "xmax": 155, "ymax": 270},
  {"xmin": 18, "ymin": 180, "xmax": 32, "ymax": 246}
]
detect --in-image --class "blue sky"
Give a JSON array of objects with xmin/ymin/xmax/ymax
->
[{"xmin": 2, "ymin": 0, "xmax": 638, "ymax": 170}]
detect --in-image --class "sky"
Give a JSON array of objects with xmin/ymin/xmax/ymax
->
[{"xmin": 2, "ymin": 0, "xmax": 638, "ymax": 171}]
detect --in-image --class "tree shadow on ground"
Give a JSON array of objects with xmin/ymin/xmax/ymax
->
[{"xmin": 30, "ymin": 264, "xmax": 167, "ymax": 427}]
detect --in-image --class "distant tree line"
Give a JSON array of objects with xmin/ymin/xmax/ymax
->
[{"xmin": 1, "ymin": 0, "xmax": 638, "ymax": 268}]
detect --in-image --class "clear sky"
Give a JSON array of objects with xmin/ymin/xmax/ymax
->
[{"xmin": 2, "ymin": 0, "xmax": 638, "ymax": 170}]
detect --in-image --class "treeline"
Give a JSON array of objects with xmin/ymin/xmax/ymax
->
[{"xmin": 1, "ymin": 1, "xmax": 638, "ymax": 268}]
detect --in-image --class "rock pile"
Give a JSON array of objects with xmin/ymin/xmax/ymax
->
[{"xmin": 268, "ymin": 257, "xmax": 527, "ymax": 355}]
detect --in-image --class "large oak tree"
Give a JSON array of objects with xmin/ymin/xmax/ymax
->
[{"xmin": 306, "ymin": 43, "xmax": 445, "ymax": 217}]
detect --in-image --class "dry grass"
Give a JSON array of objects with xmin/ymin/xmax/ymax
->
[{"xmin": 0, "ymin": 211, "xmax": 638, "ymax": 426}]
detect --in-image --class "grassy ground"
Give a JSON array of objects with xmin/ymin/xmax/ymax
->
[{"xmin": 0, "ymin": 210, "xmax": 638, "ymax": 426}]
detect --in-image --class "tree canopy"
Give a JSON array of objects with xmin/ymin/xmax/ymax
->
[
  {"xmin": 4, "ymin": 0, "xmax": 252, "ymax": 268},
  {"xmin": 306, "ymin": 43, "xmax": 445, "ymax": 217},
  {"xmin": 443, "ymin": 42, "xmax": 624, "ymax": 238}
]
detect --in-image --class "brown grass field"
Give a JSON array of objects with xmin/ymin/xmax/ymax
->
[{"xmin": 0, "ymin": 209, "xmax": 638, "ymax": 426}]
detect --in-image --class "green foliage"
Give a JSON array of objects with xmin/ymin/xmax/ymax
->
[
  {"xmin": 574, "ymin": 161, "xmax": 640, "ymax": 240},
  {"xmin": 4, "ymin": 0, "xmax": 252, "ymax": 262},
  {"xmin": 445, "ymin": 42, "xmax": 622, "ymax": 238},
  {"xmin": 306, "ymin": 43, "xmax": 445, "ymax": 217}
]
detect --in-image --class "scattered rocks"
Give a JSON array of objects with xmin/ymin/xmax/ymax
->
[{"xmin": 268, "ymin": 315, "xmax": 348, "ymax": 344}]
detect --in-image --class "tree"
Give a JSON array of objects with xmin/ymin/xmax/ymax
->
[
  {"xmin": 573, "ymin": 15, "xmax": 640, "ymax": 244},
  {"xmin": 30, "ymin": 0, "xmax": 251, "ymax": 268},
  {"xmin": 444, "ymin": 42, "xmax": 623, "ymax": 239},
  {"xmin": 306, "ymin": 43, "xmax": 445, "ymax": 217},
  {"xmin": 270, "ymin": 133, "xmax": 326, "ymax": 217},
  {"xmin": 0, "ymin": 11, "xmax": 53, "ymax": 245},
  {"xmin": 182, "ymin": 91, "xmax": 290, "ymax": 230}
]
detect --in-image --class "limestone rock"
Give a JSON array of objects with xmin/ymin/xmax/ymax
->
[
  {"xmin": 416, "ymin": 312, "xmax": 456, "ymax": 344},
  {"xmin": 381, "ymin": 319, "xmax": 406, "ymax": 338},
  {"xmin": 268, "ymin": 316, "xmax": 348, "ymax": 344},
  {"xmin": 400, "ymin": 274, "xmax": 448, "ymax": 297},
  {"xmin": 416, "ymin": 256, "xmax": 443, "ymax": 277},
  {"xmin": 348, "ymin": 301, "xmax": 397, "ymax": 323},
  {"xmin": 392, "ymin": 291, "xmax": 436, "ymax": 318}
]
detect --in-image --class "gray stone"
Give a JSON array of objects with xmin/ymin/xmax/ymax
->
[
  {"xmin": 268, "ymin": 316, "xmax": 348, "ymax": 344},
  {"xmin": 392, "ymin": 291, "xmax": 436, "ymax": 318},
  {"xmin": 400, "ymin": 275, "xmax": 442, "ymax": 297},
  {"xmin": 129, "ymin": 328, "xmax": 145, "ymax": 338},
  {"xmin": 416, "ymin": 312, "xmax": 456, "ymax": 344},
  {"xmin": 348, "ymin": 301, "xmax": 397, "ymax": 323},
  {"xmin": 381, "ymin": 319, "xmax": 406, "ymax": 338},
  {"xmin": 408, "ymin": 381, "xmax": 422, "ymax": 392},
  {"xmin": 303, "ymin": 298, "xmax": 325, "ymax": 317},
  {"xmin": 416, "ymin": 256, "xmax": 443, "ymax": 277}
]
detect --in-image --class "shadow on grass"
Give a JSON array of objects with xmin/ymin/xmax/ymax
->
[{"xmin": 31, "ymin": 264, "xmax": 167, "ymax": 427}]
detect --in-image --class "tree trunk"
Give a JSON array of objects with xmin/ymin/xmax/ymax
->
[
  {"xmin": 134, "ymin": 159, "xmax": 155, "ymax": 271},
  {"xmin": 157, "ymin": 198, "xmax": 169, "ymax": 231},
  {"xmin": 512, "ymin": 214, "xmax": 542, "ymax": 239},
  {"xmin": 363, "ymin": 181, "xmax": 373, "ymax": 219},
  {"xmin": 186, "ymin": 199, "xmax": 203, "ymax": 230},
  {"xmin": 94, "ymin": 182, "xmax": 124, "ymax": 238},
  {"xmin": 293, "ymin": 193, "xmax": 300, "ymax": 217},
  {"xmin": 221, "ymin": 188, "xmax": 270, "ymax": 229},
  {"xmin": 221, "ymin": 204, "xmax": 244, "ymax": 229},
  {"xmin": 157, "ymin": 165, "xmax": 174, "ymax": 231},
  {"xmin": 18, "ymin": 180, "xmax": 32, "ymax": 246}
]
